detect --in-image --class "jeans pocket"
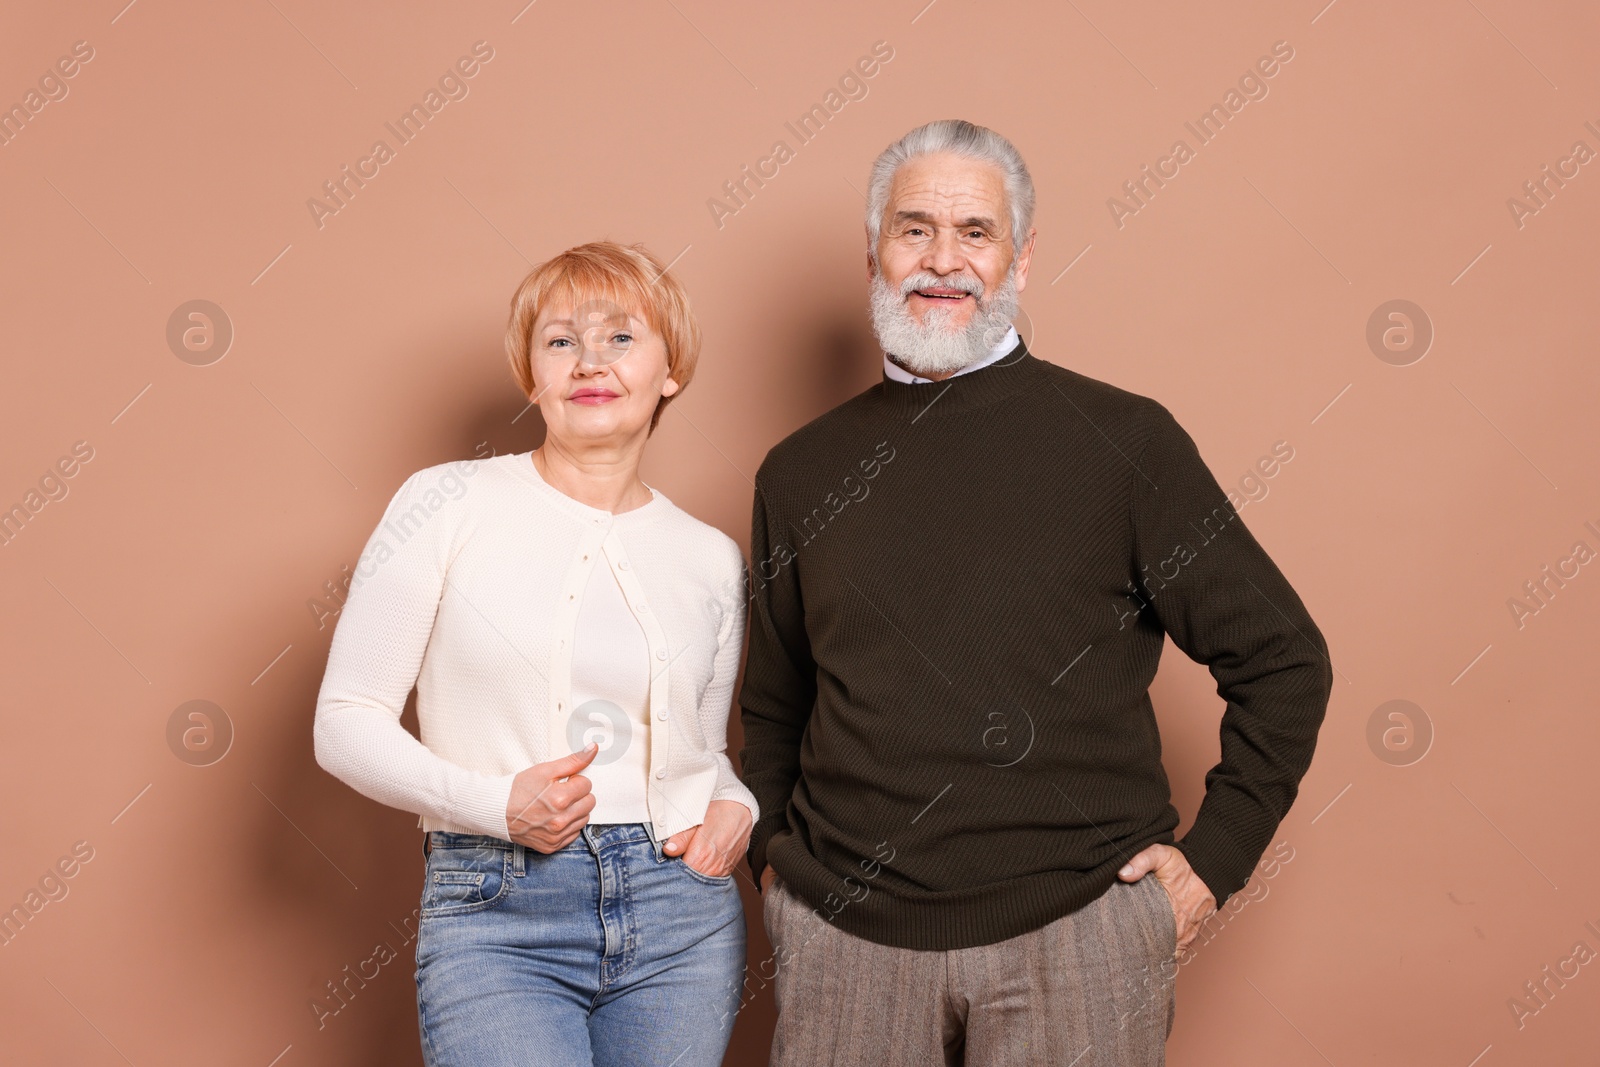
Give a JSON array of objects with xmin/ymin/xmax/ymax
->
[
  {"xmin": 421, "ymin": 840, "xmax": 513, "ymax": 916},
  {"xmin": 677, "ymin": 856, "xmax": 736, "ymax": 887}
]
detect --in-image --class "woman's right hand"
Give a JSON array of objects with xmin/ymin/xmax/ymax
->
[{"xmin": 505, "ymin": 744, "xmax": 599, "ymax": 853}]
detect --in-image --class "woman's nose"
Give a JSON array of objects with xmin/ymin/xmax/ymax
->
[{"xmin": 578, "ymin": 328, "xmax": 626, "ymax": 366}]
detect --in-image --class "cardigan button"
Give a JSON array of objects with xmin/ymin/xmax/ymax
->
[
  {"xmin": 655, "ymin": 769, "xmax": 667, "ymax": 779},
  {"xmin": 618, "ymin": 561, "xmax": 629, "ymax": 570},
  {"xmin": 657, "ymin": 709, "xmax": 667, "ymax": 721},
  {"xmin": 655, "ymin": 649, "xmax": 668, "ymax": 660}
]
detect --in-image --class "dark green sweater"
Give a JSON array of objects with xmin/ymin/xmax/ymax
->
[{"xmin": 738, "ymin": 340, "xmax": 1333, "ymax": 951}]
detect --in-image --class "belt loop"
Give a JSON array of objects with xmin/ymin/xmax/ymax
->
[
  {"xmin": 642, "ymin": 820, "xmax": 665, "ymax": 862},
  {"xmin": 421, "ymin": 832, "xmax": 431, "ymax": 859},
  {"xmin": 513, "ymin": 841, "xmax": 526, "ymax": 877}
]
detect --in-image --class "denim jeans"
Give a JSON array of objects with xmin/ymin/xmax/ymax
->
[{"xmin": 414, "ymin": 824, "xmax": 746, "ymax": 1066}]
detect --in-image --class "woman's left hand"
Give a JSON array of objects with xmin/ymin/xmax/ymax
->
[{"xmin": 663, "ymin": 799, "xmax": 753, "ymax": 877}]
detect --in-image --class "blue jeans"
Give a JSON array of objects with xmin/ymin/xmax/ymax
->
[{"xmin": 414, "ymin": 824, "xmax": 746, "ymax": 1066}]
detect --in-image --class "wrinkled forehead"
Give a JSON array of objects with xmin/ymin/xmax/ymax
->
[{"xmin": 884, "ymin": 153, "xmax": 1011, "ymax": 227}]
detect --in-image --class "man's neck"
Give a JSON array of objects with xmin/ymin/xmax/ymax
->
[
  {"xmin": 887, "ymin": 353, "xmax": 959, "ymax": 381},
  {"xmin": 883, "ymin": 324, "xmax": 1021, "ymax": 385}
]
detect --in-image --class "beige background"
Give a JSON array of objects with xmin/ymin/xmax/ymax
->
[{"xmin": 2, "ymin": 0, "xmax": 1598, "ymax": 1063}]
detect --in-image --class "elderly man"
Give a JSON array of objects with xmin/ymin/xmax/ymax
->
[{"xmin": 739, "ymin": 119, "xmax": 1333, "ymax": 1065}]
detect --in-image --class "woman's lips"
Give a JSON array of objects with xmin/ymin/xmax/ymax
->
[{"xmin": 569, "ymin": 390, "xmax": 618, "ymax": 405}]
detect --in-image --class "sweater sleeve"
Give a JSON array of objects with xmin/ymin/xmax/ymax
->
[
  {"xmin": 313, "ymin": 469, "xmax": 518, "ymax": 840},
  {"xmin": 704, "ymin": 552, "xmax": 762, "ymax": 823},
  {"xmin": 1129, "ymin": 406, "xmax": 1333, "ymax": 908},
  {"xmin": 738, "ymin": 479, "xmax": 816, "ymax": 887}
]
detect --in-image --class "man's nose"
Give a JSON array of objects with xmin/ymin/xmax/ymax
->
[{"xmin": 920, "ymin": 232, "xmax": 967, "ymax": 276}]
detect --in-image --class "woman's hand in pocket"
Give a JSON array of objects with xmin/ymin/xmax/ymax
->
[{"xmin": 663, "ymin": 799, "xmax": 753, "ymax": 877}]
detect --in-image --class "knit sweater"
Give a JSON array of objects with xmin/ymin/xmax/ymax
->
[
  {"xmin": 739, "ymin": 340, "xmax": 1333, "ymax": 951},
  {"xmin": 314, "ymin": 451, "xmax": 759, "ymax": 843}
]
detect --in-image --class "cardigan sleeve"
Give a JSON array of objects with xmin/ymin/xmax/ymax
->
[
  {"xmin": 703, "ymin": 550, "xmax": 761, "ymax": 823},
  {"xmin": 1129, "ymin": 405, "xmax": 1333, "ymax": 908},
  {"xmin": 313, "ymin": 468, "xmax": 518, "ymax": 840}
]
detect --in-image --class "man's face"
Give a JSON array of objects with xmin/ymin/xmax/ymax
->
[
  {"xmin": 868, "ymin": 152, "xmax": 1035, "ymax": 377},
  {"xmin": 873, "ymin": 152, "xmax": 1027, "ymax": 325}
]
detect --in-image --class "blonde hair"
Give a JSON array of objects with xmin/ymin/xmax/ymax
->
[{"xmin": 505, "ymin": 241, "xmax": 701, "ymax": 433}]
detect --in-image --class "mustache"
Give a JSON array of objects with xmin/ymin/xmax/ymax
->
[{"xmin": 899, "ymin": 271, "xmax": 986, "ymax": 299}]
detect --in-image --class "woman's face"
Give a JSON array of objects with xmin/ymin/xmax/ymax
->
[{"xmin": 528, "ymin": 296, "xmax": 678, "ymax": 448}]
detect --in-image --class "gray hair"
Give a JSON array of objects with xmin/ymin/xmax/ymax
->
[{"xmin": 864, "ymin": 119, "xmax": 1035, "ymax": 256}]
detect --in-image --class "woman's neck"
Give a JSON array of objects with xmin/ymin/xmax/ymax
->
[{"xmin": 532, "ymin": 440, "xmax": 653, "ymax": 514}]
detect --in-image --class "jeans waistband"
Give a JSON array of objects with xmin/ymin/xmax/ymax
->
[
  {"xmin": 425, "ymin": 824, "xmax": 657, "ymax": 855},
  {"xmin": 587, "ymin": 823, "xmax": 657, "ymax": 847}
]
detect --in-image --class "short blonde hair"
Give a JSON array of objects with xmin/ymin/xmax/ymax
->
[{"xmin": 505, "ymin": 241, "xmax": 701, "ymax": 433}]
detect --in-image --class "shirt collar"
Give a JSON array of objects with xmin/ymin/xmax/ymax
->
[{"xmin": 882, "ymin": 324, "xmax": 1021, "ymax": 384}]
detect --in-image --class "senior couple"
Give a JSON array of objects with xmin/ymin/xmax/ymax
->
[{"xmin": 314, "ymin": 119, "xmax": 1333, "ymax": 1067}]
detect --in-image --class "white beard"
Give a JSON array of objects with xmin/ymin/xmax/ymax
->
[{"xmin": 869, "ymin": 266, "xmax": 1020, "ymax": 377}]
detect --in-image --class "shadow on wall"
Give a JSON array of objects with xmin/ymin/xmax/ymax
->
[
  {"xmin": 464, "ymin": 390, "xmax": 546, "ymax": 466},
  {"xmin": 798, "ymin": 315, "xmax": 883, "ymax": 421},
  {"xmin": 247, "ymin": 669, "xmax": 434, "ymax": 1066}
]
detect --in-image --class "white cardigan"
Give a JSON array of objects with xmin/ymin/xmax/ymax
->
[{"xmin": 313, "ymin": 451, "xmax": 759, "ymax": 841}]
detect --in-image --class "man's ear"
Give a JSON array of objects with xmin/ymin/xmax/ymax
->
[{"xmin": 1013, "ymin": 228, "xmax": 1038, "ymax": 294}]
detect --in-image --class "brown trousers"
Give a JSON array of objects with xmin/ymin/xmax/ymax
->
[{"xmin": 763, "ymin": 873, "xmax": 1177, "ymax": 1066}]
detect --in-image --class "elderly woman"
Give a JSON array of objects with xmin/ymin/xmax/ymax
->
[{"xmin": 313, "ymin": 241, "xmax": 757, "ymax": 1067}]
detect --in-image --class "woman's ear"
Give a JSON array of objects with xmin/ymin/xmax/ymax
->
[{"xmin": 662, "ymin": 376, "xmax": 680, "ymax": 397}]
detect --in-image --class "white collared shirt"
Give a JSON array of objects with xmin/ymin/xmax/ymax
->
[{"xmin": 882, "ymin": 324, "xmax": 1021, "ymax": 384}]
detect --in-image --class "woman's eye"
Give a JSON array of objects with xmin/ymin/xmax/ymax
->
[
  {"xmin": 612, "ymin": 332, "xmax": 633, "ymax": 346},
  {"xmin": 547, "ymin": 337, "xmax": 574, "ymax": 348}
]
